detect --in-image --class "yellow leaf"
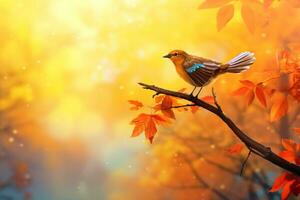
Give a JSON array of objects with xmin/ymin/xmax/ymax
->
[
  {"xmin": 241, "ymin": 4, "xmax": 255, "ymax": 33},
  {"xmin": 217, "ymin": 4, "xmax": 234, "ymax": 31}
]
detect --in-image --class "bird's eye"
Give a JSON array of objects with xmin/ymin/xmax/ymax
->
[{"xmin": 174, "ymin": 53, "xmax": 178, "ymax": 56}]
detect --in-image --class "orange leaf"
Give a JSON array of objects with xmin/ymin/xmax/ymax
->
[
  {"xmin": 269, "ymin": 172, "xmax": 288, "ymax": 192},
  {"xmin": 216, "ymin": 4, "xmax": 234, "ymax": 31},
  {"xmin": 270, "ymin": 96, "xmax": 288, "ymax": 121},
  {"xmin": 162, "ymin": 109, "xmax": 176, "ymax": 119},
  {"xmin": 227, "ymin": 143, "xmax": 244, "ymax": 154},
  {"xmin": 282, "ymin": 180, "xmax": 294, "ymax": 200},
  {"xmin": 151, "ymin": 114, "xmax": 170, "ymax": 125},
  {"xmin": 240, "ymin": 80, "xmax": 255, "ymax": 88},
  {"xmin": 155, "ymin": 95, "xmax": 164, "ymax": 103},
  {"xmin": 282, "ymin": 139, "xmax": 297, "ymax": 151},
  {"xmin": 279, "ymin": 151, "xmax": 296, "ymax": 163},
  {"xmin": 131, "ymin": 123, "xmax": 144, "ymax": 137},
  {"xmin": 191, "ymin": 106, "xmax": 199, "ymax": 114},
  {"xmin": 130, "ymin": 113, "xmax": 148, "ymax": 125},
  {"xmin": 198, "ymin": 0, "xmax": 232, "ymax": 9},
  {"xmin": 241, "ymin": 3, "xmax": 255, "ymax": 33},
  {"xmin": 145, "ymin": 117, "xmax": 157, "ymax": 143},
  {"xmin": 161, "ymin": 96, "xmax": 175, "ymax": 119},
  {"xmin": 232, "ymin": 87, "xmax": 249, "ymax": 96},
  {"xmin": 201, "ymin": 96, "xmax": 214, "ymax": 103},
  {"xmin": 161, "ymin": 96, "xmax": 173, "ymax": 109},
  {"xmin": 128, "ymin": 100, "xmax": 143, "ymax": 110},
  {"xmin": 246, "ymin": 89, "xmax": 255, "ymax": 106},
  {"xmin": 255, "ymin": 86, "xmax": 267, "ymax": 107}
]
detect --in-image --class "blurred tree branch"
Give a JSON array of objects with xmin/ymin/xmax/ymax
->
[{"xmin": 138, "ymin": 83, "xmax": 300, "ymax": 176}]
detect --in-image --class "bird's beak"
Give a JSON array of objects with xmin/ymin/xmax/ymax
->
[{"xmin": 163, "ymin": 54, "xmax": 171, "ymax": 58}]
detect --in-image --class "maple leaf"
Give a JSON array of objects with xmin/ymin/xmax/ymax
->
[
  {"xmin": 246, "ymin": 89, "xmax": 255, "ymax": 106},
  {"xmin": 270, "ymin": 95, "xmax": 288, "ymax": 121},
  {"xmin": 255, "ymin": 85, "xmax": 267, "ymax": 107},
  {"xmin": 226, "ymin": 143, "xmax": 244, "ymax": 154},
  {"xmin": 190, "ymin": 106, "xmax": 199, "ymax": 114},
  {"xmin": 270, "ymin": 171, "xmax": 300, "ymax": 200},
  {"xmin": 145, "ymin": 117, "xmax": 157, "ymax": 143},
  {"xmin": 232, "ymin": 87, "xmax": 249, "ymax": 96},
  {"xmin": 198, "ymin": 0, "xmax": 232, "ymax": 9},
  {"xmin": 128, "ymin": 100, "xmax": 143, "ymax": 110},
  {"xmin": 130, "ymin": 113, "xmax": 167, "ymax": 143},
  {"xmin": 201, "ymin": 96, "xmax": 214, "ymax": 103},
  {"xmin": 279, "ymin": 139, "xmax": 300, "ymax": 165},
  {"xmin": 241, "ymin": 3, "xmax": 255, "ymax": 33},
  {"xmin": 155, "ymin": 95, "xmax": 164, "ymax": 103},
  {"xmin": 161, "ymin": 96, "xmax": 175, "ymax": 119},
  {"xmin": 217, "ymin": 4, "xmax": 234, "ymax": 31},
  {"xmin": 270, "ymin": 139, "xmax": 300, "ymax": 200},
  {"xmin": 240, "ymin": 80, "xmax": 256, "ymax": 88}
]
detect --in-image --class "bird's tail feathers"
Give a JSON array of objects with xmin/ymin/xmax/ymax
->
[{"xmin": 226, "ymin": 52, "xmax": 255, "ymax": 73}]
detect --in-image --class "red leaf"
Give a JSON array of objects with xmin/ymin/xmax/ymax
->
[
  {"xmin": 161, "ymin": 96, "xmax": 173, "ymax": 109},
  {"xmin": 145, "ymin": 117, "xmax": 157, "ymax": 143},
  {"xmin": 155, "ymin": 95, "xmax": 164, "ymax": 103},
  {"xmin": 255, "ymin": 86, "xmax": 267, "ymax": 107},
  {"xmin": 246, "ymin": 89, "xmax": 255, "ymax": 106},
  {"xmin": 131, "ymin": 123, "xmax": 144, "ymax": 137},
  {"xmin": 198, "ymin": 0, "xmax": 232, "ymax": 9},
  {"xmin": 191, "ymin": 106, "xmax": 199, "ymax": 114},
  {"xmin": 270, "ymin": 96, "xmax": 288, "ymax": 121},
  {"xmin": 201, "ymin": 96, "xmax": 214, "ymax": 103},
  {"xmin": 232, "ymin": 87, "xmax": 249, "ymax": 96},
  {"xmin": 162, "ymin": 109, "xmax": 176, "ymax": 119},
  {"xmin": 241, "ymin": 3, "xmax": 255, "ymax": 33},
  {"xmin": 240, "ymin": 80, "xmax": 255, "ymax": 88},
  {"xmin": 282, "ymin": 180, "xmax": 295, "ymax": 200},
  {"xmin": 151, "ymin": 114, "xmax": 170, "ymax": 125},
  {"xmin": 128, "ymin": 100, "xmax": 143, "ymax": 110},
  {"xmin": 270, "ymin": 172, "xmax": 288, "ymax": 192},
  {"xmin": 216, "ymin": 4, "xmax": 234, "ymax": 31},
  {"xmin": 282, "ymin": 139, "xmax": 297, "ymax": 151},
  {"xmin": 227, "ymin": 143, "xmax": 244, "ymax": 154},
  {"xmin": 130, "ymin": 114, "xmax": 162, "ymax": 143},
  {"xmin": 279, "ymin": 151, "xmax": 296, "ymax": 163},
  {"xmin": 161, "ymin": 96, "xmax": 175, "ymax": 119}
]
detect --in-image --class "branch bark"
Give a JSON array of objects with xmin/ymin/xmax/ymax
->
[{"xmin": 138, "ymin": 83, "xmax": 300, "ymax": 176}]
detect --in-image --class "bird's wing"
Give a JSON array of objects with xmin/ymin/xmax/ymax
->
[{"xmin": 184, "ymin": 57, "xmax": 221, "ymax": 86}]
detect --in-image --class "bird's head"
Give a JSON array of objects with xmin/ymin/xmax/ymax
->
[{"xmin": 163, "ymin": 50, "xmax": 188, "ymax": 65}]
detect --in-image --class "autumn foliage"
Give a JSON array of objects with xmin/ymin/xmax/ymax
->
[{"xmin": 130, "ymin": 1, "xmax": 300, "ymax": 199}]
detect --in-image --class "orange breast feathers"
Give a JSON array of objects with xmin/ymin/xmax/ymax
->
[{"xmin": 174, "ymin": 63, "xmax": 196, "ymax": 86}]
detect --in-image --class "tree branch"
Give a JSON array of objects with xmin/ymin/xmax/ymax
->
[{"xmin": 138, "ymin": 83, "xmax": 300, "ymax": 176}]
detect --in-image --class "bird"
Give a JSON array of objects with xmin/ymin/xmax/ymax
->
[{"xmin": 163, "ymin": 50, "xmax": 255, "ymax": 97}]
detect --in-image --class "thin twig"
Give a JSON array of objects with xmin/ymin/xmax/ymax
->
[
  {"xmin": 240, "ymin": 151, "xmax": 252, "ymax": 176},
  {"xmin": 212, "ymin": 87, "xmax": 222, "ymax": 111}
]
